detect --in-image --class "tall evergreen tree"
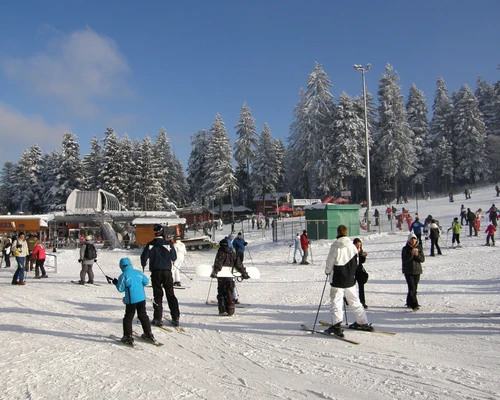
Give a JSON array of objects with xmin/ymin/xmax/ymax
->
[
  {"xmin": 39, "ymin": 151, "xmax": 61, "ymax": 211},
  {"xmin": 54, "ymin": 133, "xmax": 83, "ymax": 207},
  {"xmin": 406, "ymin": 84, "xmax": 430, "ymax": 189},
  {"xmin": 203, "ymin": 114, "xmax": 236, "ymax": 215},
  {"xmin": 373, "ymin": 64, "xmax": 417, "ymax": 197},
  {"xmin": 433, "ymin": 137, "xmax": 454, "ymax": 191},
  {"xmin": 117, "ymin": 134, "xmax": 134, "ymax": 208},
  {"xmin": 234, "ymin": 102, "xmax": 258, "ymax": 205},
  {"xmin": 252, "ymin": 123, "xmax": 280, "ymax": 212},
  {"xmin": 187, "ymin": 130, "xmax": 209, "ymax": 205},
  {"xmin": 0, "ymin": 161, "xmax": 17, "ymax": 213},
  {"xmin": 82, "ymin": 136, "xmax": 102, "ymax": 191},
  {"xmin": 138, "ymin": 136, "xmax": 164, "ymax": 211},
  {"xmin": 453, "ymin": 84, "xmax": 487, "ymax": 184},
  {"xmin": 101, "ymin": 126, "xmax": 125, "ymax": 201},
  {"xmin": 475, "ymin": 76, "xmax": 499, "ymax": 136}
]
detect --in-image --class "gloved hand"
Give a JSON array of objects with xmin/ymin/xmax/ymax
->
[
  {"xmin": 94, "ymin": 259, "xmax": 97, "ymax": 262},
  {"xmin": 78, "ymin": 259, "xmax": 82, "ymax": 263},
  {"xmin": 244, "ymin": 242, "xmax": 248, "ymax": 246},
  {"xmin": 241, "ymin": 272, "xmax": 250, "ymax": 280},
  {"xmin": 210, "ymin": 271, "xmax": 217, "ymax": 279},
  {"xmin": 105, "ymin": 275, "xmax": 113, "ymax": 284},
  {"xmin": 112, "ymin": 278, "xmax": 118, "ymax": 285}
]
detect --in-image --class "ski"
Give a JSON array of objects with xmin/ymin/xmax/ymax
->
[
  {"xmin": 173, "ymin": 286, "xmax": 189, "ymax": 289},
  {"xmin": 301, "ymin": 324, "xmax": 360, "ymax": 345},
  {"xmin": 71, "ymin": 281, "xmax": 88, "ymax": 286},
  {"xmin": 108, "ymin": 334, "xmax": 142, "ymax": 349},
  {"xmin": 206, "ymin": 300, "xmax": 248, "ymax": 308},
  {"xmin": 319, "ymin": 320, "xmax": 396, "ymax": 336},
  {"xmin": 136, "ymin": 319, "xmax": 173, "ymax": 332},
  {"xmin": 479, "ymin": 313, "xmax": 500, "ymax": 318},
  {"xmin": 163, "ymin": 315, "xmax": 186, "ymax": 333},
  {"xmin": 132, "ymin": 331, "xmax": 163, "ymax": 347}
]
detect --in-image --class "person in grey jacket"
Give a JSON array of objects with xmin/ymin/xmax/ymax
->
[
  {"xmin": 402, "ymin": 232, "xmax": 425, "ymax": 311},
  {"xmin": 78, "ymin": 235, "xmax": 97, "ymax": 284}
]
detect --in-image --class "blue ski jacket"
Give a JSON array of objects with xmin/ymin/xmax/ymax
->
[
  {"xmin": 410, "ymin": 220, "xmax": 425, "ymax": 235},
  {"xmin": 115, "ymin": 265, "xmax": 149, "ymax": 304}
]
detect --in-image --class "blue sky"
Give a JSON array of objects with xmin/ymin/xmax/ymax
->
[{"xmin": 1, "ymin": 1, "xmax": 499, "ymax": 169}]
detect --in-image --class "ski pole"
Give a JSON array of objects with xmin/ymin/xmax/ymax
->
[
  {"xmin": 246, "ymin": 247, "xmax": 255, "ymax": 267},
  {"xmin": 205, "ymin": 278, "xmax": 214, "ymax": 305},
  {"xmin": 309, "ymin": 243, "xmax": 314, "ymax": 264},
  {"xmin": 94, "ymin": 261, "xmax": 110, "ymax": 282},
  {"xmin": 287, "ymin": 245, "xmax": 291, "ymax": 263},
  {"xmin": 179, "ymin": 261, "xmax": 193, "ymax": 280},
  {"xmin": 343, "ymin": 297, "xmax": 349, "ymax": 326},
  {"xmin": 312, "ymin": 274, "xmax": 329, "ymax": 333}
]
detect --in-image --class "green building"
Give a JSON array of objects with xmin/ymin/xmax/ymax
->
[{"xmin": 304, "ymin": 204, "xmax": 362, "ymax": 240}]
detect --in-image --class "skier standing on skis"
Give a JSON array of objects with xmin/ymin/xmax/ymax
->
[
  {"xmin": 140, "ymin": 224, "xmax": 179, "ymax": 327},
  {"xmin": 172, "ymin": 235, "xmax": 187, "ymax": 287},
  {"xmin": 78, "ymin": 235, "xmax": 97, "ymax": 285},
  {"xmin": 410, "ymin": 216, "xmax": 425, "ymax": 246},
  {"xmin": 291, "ymin": 232, "xmax": 303, "ymax": 264},
  {"xmin": 353, "ymin": 238, "xmax": 369, "ymax": 309},
  {"xmin": 402, "ymin": 232, "xmax": 425, "ymax": 311},
  {"xmin": 232, "ymin": 232, "xmax": 247, "ymax": 264},
  {"xmin": 300, "ymin": 230, "xmax": 309, "ymax": 264},
  {"xmin": 485, "ymin": 223, "xmax": 496, "ymax": 246},
  {"xmin": 211, "ymin": 239, "xmax": 249, "ymax": 316},
  {"xmin": 324, "ymin": 225, "xmax": 373, "ymax": 337},
  {"xmin": 108, "ymin": 257, "xmax": 156, "ymax": 346},
  {"xmin": 447, "ymin": 217, "xmax": 462, "ymax": 248}
]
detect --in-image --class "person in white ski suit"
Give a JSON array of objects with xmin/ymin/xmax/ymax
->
[
  {"xmin": 324, "ymin": 225, "xmax": 373, "ymax": 337},
  {"xmin": 172, "ymin": 236, "xmax": 187, "ymax": 286},
  {"xmin": 292, "ymin": 233, "xmax": 302, "ymax": 264}
]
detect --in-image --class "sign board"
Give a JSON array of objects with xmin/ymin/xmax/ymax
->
[{"xmin": 341, "ymin": 191, "xmax": 351, "ymax": 197}]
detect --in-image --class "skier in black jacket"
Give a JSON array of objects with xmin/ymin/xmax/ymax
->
[
  {"xmin": 402, "ymin": 232, "xmax": 425, "ymax": 311},
  {"xmin": 140, "ymin": 224, "xmax": 179, "ymax": 327}
]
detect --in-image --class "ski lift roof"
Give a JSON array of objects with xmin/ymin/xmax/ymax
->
[
  {"xmin": 132, "ymin": 217, "xmax": 186, "ymax": 226},
  {"xmin": 66, "ymin": 189, "xmax": 121, "ymax": 213}
]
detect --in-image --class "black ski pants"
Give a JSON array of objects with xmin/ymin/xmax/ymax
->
[
  {"xmin": 151, "ymin": 269, "xmax": 180, "ymax": 322},
  {"xmin": 123, "ymin": 300, "xmax": 151, "ymax": 337},
  {"xmin": 430, "ymin": 237, "xmax": 442, "ymax": 255},
  {"xmin": 217, "ymin": 277, "xmax": 235, "ymax": 315},
  {"xmin": 468, "ymin": 221, "xmax": 478, "ymax": 236},
  {"xmin": 405, "ymin": 274, "xmax": 421, "ymax": 309},
  {"xmin": 452, "ymin": 233, "xmax": 460, "ymax": 245}
]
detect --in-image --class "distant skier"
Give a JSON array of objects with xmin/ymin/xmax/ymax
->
[
  {"xmin": 485, "ymin": 223, "xmax": 496, "ymax": 246},
  {"xmin": 77, "ymin": 235, "xmax": 97, "ymax": 285},
  {"xmin": 290, "ymin": 232, "xmax": 303, "ymax": 264},
  {"xmin": 300, "ymin": 230, "xmax": 309, "ymax": 264},
  {"xmin": 172, "ymin": 235, "xmax": 187, "ymax": 287},
  {"xmin": 410, "ymin": 216, "xmax": 425, "ymax": 246},
  {"xmin": 353, "ymin": 238, "xmax": 369, "ymax": 309},
  {"xmin": 429, "ymin": 220, "xmax": 442, "ymax": 256},
  {"xmin": 447, "ymin": 217, "xmax": 462, "ymax": 248}
]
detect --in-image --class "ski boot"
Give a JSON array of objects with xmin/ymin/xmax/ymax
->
[
  {"xmin": 121, "ymin": 335, "xmax": 134, "ymax": 345},
  {"xmin": 324, "ymin": 322, "xmax": 344, "ymax": 338},
  {"xmin": 141, "ymin": 332, "xmax": 157, "ymax": 344},
  {"xmin": 151, "ymin": 319, "xmax": 163, "ymax": 327},
  {"xmin": 349, "ymin": 322, "xmax": 374, "ymax": 332}
]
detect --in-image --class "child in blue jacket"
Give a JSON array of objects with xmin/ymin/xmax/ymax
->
[{"xmin": 108, "ymin": 258, "xmax": 155, "ymax": 345}]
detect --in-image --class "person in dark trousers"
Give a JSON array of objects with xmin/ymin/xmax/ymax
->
[
  {"xmin": 467, "ymin": 208, "xmax": 477, "ymax": 236},
  {"xmin": 485, "ymin": 223, "xmax": 496, "ymax": 246},
  {"xmin": 300, "ymin": 230, "xmax": 309, "ymax": 264},
  {"xmin": 402, "ymin": 232, "xmax": 425, "ymax": 311},
  {"xmin": 232, "ymin": 232, "xmax": 247, "ymax": 264},
  {"xmin": 410, "ymin": 216, "xmax": 425, "ymax": 246},
  {"xmin": 447, "ymin": 217, "xmax": 462, "ymax": 248},
  {"xmin": 211, "ymin": 239, "xmax": 249, "ymax": 316},
  {"xmin": 140, "ymin": 224, "xmax": 179, "ymax": 327},
  {"xmin": 109, "ymin": 257, "xmax": 156, "ymax": 346},
  {"xmin": 487, "ymin": 204, "xmax": 498, "ymax": 228},
  {"xmin": 353, "ymin": 238, "xmax": 369, "ymax": 309},
  {"xmin": 2, "ymin": 238, "xmax": 12, "ymax": 268},
  {"xmin": 324, "ymin": 225, "xmax": 373, "ymax": 338},
  {"xmin": 33, "ymin": 239, "xmax": 48, "ymax": 278},
  {"xmin": 460, "ymin": 205, "xmax": 467, "ymax": 226},
  {"xmin": 429, "ymin": 220, "xmax": 442, "ymax": 256},
  {"xmin": 78, "ymin": 235, "xmax": 97, "ymax": 284},
  {"xmin": 373, "ymin": 209, "xmax": 380, "ymax": 226}
]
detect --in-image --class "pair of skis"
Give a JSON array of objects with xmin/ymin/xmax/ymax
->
[
  {"xmin": 108, "ymin": 332, "xmax": 163, "ymax": 349},
  {"xmin": 302, "ymin": 321, "xmax": 396, "ymax": 345}
]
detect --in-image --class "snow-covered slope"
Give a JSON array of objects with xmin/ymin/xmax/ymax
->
[{"xmin": 1, "ymin": 187, "xmax": 499, "ymax": 399}]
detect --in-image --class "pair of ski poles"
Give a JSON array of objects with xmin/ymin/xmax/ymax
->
[{"xmin": 312, "ymin": 275, "xmax": 350, "ymax": 332}]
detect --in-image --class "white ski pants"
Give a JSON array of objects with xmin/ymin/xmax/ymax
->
[{"xmin": 329, "ymin": 285, "xmax": 368, "ymax": 326}]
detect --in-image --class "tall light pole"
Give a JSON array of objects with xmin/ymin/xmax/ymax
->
[{"xmin": 354, "ymin": 63, "xmax": 372, "ymax": 232}]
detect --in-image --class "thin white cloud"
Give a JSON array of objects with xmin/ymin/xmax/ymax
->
[
  {"xmin": 2, "ymin": 27, "xmax": 132, "ymax": 118},
  {"xmin": 0, "ymin": 102, "xmax": 69, "ymax": 162}
]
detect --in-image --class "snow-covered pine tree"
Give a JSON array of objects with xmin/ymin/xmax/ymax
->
[
  {"xmin": 38, "ymin": 151, "xmax": 61, "ymax": 212},
  {"xmin": 274, "ymin": 139, "xmax": 286, "ymax": 192},
  {"xmin": 117, "ymin": 134, "xmax": 134, "ymax": 208},
  {"xmin": 53, "ymin": 133, "xmax": 83, "ymax": 207},
  {"xmin": 430, "ymin": 77, "xmax": 454, "ymax": 144},
  {"xmin": 169, "ymin": 155, "xmax": 189, "ymax": 207},
  {"xmin": 130, "ymin": 139, "xmax": 143, "ymax": 210},
  {"xmin": 320, "ymin": 92, "xmax": 365, "ymax": 195},
  {"xmin": 187, "ymin": 130, "xmax": 209, "ymax": 205},
  {"xmin": 234, "ymin": 102, "xmax": 258, "ymax": 206},
  {"xmin": 138, "ymin": 136, "xmax": 164, "ymax": 211},
  {"xmin": 251, "ymin": 123, "xmax": 280, "ymax": 210},
  {"xmin": 452, "ymin": 84, "xmax": 487, "ymax": 184},
  {"xmin": 82, "ymin": 136, "xmax": 102, "ymax": 191},
  {"xmin": 0, "ymin": 161, "xmax": 17, "ymax": 213},
  {"xmin": 203, "ymin": 114, "xmax": 236, "ymax": 215},
  {"xmin": 433, "ymin": 136, "xmax": 454, "ymax": 191},
  {"xmin": 373, "ymin": 64, "xmax": 417, "ymax": 197},
  {"xmin": 101, "ymin": 126, "xmax": 125, "ymax": 202},
  {"xmin": 14, "ymin": 145, "xmax": 43, "ymax": 213},
  {"xmin": 475, "ymin": 76, "xmax": 499, "ymax": 136},
  {"xmin": 406, "ymin": 84, "xmax": 430, "ymax": 191},
  {"xmin": 154, "ymin": 127, "xmax": 174, "ymax": 204}
]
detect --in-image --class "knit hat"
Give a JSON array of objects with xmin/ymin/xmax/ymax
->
[
  {"xmin": 119, "ymin": 257, "xmax": 132, "ymax": 269},
  {"xmin": 153, "ymin": 224, "xmax": 163, "ymax": 235},
  {"xmin": 408, "ymin": 232, "xmax": 417, "ymax": 241},
  {"xmin": 86, "ymin": 235, "xmax": 92, "ymax": 241}
]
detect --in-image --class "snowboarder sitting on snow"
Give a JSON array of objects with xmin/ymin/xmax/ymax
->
[
  {"xmin": 211, "ymin": 239, "xmax": 250, "ymax": 316},
  {"xmin": 107, "ymin": 258, "xmax": 156, "ymax": 346},
  {"xmin": 485, "ymin": 223, "xmax": 496, "ymax": 246},
  {"xmin": 324, "ymin": 225, "xmax": 373, "ymax": 338}
]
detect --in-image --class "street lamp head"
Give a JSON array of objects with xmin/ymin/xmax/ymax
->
[
  {"xmin": 353, "ymin": 64, "xmax": 362, "ymax": 71},
  {"xmin": 366, "ymin": 63, "xmax": 371, "ymax": 71}
]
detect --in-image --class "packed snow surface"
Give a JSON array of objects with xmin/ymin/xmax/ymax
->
[{"xmin": 1, "ymin": 187, "xmax": 499, "ymax": 399}]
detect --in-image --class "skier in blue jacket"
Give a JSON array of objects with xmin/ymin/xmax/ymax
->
[
  {"xmin": 410, "ymin": 216, "xmax": 425, "ymax": 246},
  {"xmin": 107, "ymin": 257, "xmax": 155, "ymax": 346},
  {"xmin": 232, "ymin": 232, "xmax": 247, "ymax": 263}
]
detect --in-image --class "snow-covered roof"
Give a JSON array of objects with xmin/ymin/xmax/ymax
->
[
  {"xmin": 66, "ymin": 189, "xmax": 121, "ymax": 213},
  {"xmin": 252, "ymin": 192, "xmax": 289, "ymax": 201},
  {"xmin": 209, "ymin": 204, "xmax": 252, "ymax": 213},
  {"xmin": 132, "ymin": 217, "xmax": 186, "ymax": 226},
  {"xmin": 293, "ymin": 199, "xmax": 322, "ymax": 207}
]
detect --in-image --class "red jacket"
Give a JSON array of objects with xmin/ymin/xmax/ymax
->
[
  {"xmin": 485, "ymin": 224, "xmax": 496, "ymax": 236},
  {"xmin": 300, "ymin": 234, "xmax": 309, "ymax": 250},
  {"xmin": 33, "ymin": 243, "xmax": 46, "ymax": 260}
]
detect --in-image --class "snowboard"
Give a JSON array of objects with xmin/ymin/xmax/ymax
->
[{"xmin": 195, "ymin": 264, "xmax": 260, "ymax": 279}]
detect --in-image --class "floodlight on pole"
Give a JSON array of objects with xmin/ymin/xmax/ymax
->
[{"xmin": 353, "ymin": 63, "xmax": 372, "ymax": 232}]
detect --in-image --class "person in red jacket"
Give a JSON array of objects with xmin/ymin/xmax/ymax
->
[
  {"xmin": 485, "ymin": 223, "xmax": 496, "ymax": 246},
  {"xmin": 33, "ymin": 239, "xmax": 48, "ymax": 278},
  {"xmin": 300, "ymin": 230, "xmax": 309, "ymax": 264}
]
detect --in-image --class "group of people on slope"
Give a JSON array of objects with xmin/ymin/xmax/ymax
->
[
  {"xmin": 290, "ymin": 230, "xmax": 311, "ymax": 264},
  {"xmin": 5, "ymin": 232, "xmax": 48, "ymax": 285}
]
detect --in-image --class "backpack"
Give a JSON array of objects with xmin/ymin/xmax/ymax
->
[{"xmin": 84, "ymin": 244, "xmax": 97, "ymax": 260}]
